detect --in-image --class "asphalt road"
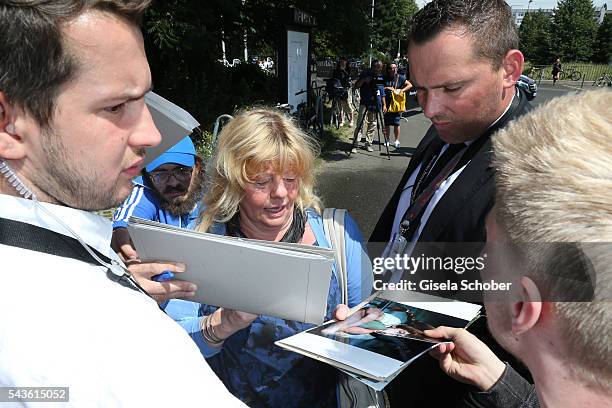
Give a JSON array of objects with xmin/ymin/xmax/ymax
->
[{"xmin": 315, "ymin": 84, "xmax": 577, "ymax": 239}]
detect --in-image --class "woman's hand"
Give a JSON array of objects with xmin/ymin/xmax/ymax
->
[
  {"xmin": 210, "ymin": 308, "xmax": 259, "ymax": 341},
  {"xmin": 424, "ymin": 326, "xmax": 506, "ymax": 391}
]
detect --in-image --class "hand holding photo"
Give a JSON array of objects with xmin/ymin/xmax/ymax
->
[{"xmin": 276, "ymin": 293, "xmax": 482, "ymax": 384}]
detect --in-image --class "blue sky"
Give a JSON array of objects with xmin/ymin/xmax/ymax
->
[{"xmin": 416, "ymin": 0, "xmax": 608, "ymax": 9}]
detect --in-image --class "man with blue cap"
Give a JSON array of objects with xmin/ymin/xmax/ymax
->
[
  {"xmin": 113, "ymin": 136, "xmax": 202, "ymax": 228},
  {"xmin": 111, "ymin": 136, "xmax": 203, "ymax": 301}
]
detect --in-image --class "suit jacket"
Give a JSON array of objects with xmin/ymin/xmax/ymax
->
[
  {"xmin": 371, "ymin": 91, "xmax": 534, "ymax": 408},
  {"xmin": 369, "ymin": 91, "xmax": 532, "ymax": 250}
]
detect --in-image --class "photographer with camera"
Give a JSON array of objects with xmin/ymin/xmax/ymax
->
[
  {"xmin": 331, "ymin": 56, "xmax": 354, "ymax": 127},
  {"xmin": 351, "ymin": 60, "xmax": 385, "ymax": 153}
]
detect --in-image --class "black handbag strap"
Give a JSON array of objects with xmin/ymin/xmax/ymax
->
[{"xmin": 0, "ymin": 216, "xmax": 151, "ymax": 296}]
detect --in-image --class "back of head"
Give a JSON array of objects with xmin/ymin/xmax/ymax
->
[
  {"xmin": 493, "ymin": 90, "xmax": 612, "ymax": 389},
  {"xmin": 0, "ymin": 0, "xmax": 150, "ymax": 129},
  {"xmin": 198, "ymin": 108, "xmax": 321, "ymax": 232},
  {"xmin": 409, "ymin": 0, "xmax": 517, "ymax": 68}
]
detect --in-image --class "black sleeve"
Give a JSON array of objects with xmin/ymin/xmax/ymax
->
[{"xmin": 459, "ymin": 363, "xmax": 540, "ymax": 408}]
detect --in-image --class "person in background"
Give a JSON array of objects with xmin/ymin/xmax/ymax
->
[
  {"xmin": 165, "ymin": 108, "xmax": 374, "ymax": 407},
  {"xmin": 552, "ymin": 58, "xmax": 562, "ymax": 85},
  {"xmin": 111, "ymin": 136, "xmax": 203, "ymax": 301},
  {"xmin": 383, "ymin": 61, "xmax": 412, "ymax": 149},
  {"xmin": 332, "ymin": 56, "xmax": 354, "ymax": 127},
  {"xmin": 351, "ymin": 60, "xmax": 385, "ymax": 153}
]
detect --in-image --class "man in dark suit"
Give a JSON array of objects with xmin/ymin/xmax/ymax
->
[
  {"xmin": 367, "ymin": 0, "xmax": 533, "ymax": 405},
  {"xmin": 370, "ymin": 0, "xmax": 530, "ymax": 271}
]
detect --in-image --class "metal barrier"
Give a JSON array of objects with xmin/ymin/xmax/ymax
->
[
  {"xmin": 315, "ymin": 60, "xmax": 364, "ymax": 79},
  {"xmin": 212, "ymin": 114, "xmax": 233, "ymax": 147},
  {"xmin": 528, "ymin": 63, "xmax": 612, "ymax": 88}
]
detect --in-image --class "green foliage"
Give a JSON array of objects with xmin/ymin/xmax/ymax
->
[
  {"xmin": 312, "ymin": 0, "xmax": 370, "ymax": 58},
  {"xmin": 519, "ymin": 10, "xmax": 552, "ymax": 64},
  {"xmin": 592, "ymin": 13, "xmax": 612, "ymax": 63},
  {"xmin": 372, "ymin": 0, "xmax": 419, "ymax": 58},
  {"xmin": 551, "ymin": 0, "xmax": 598, "ymax": 62},
  {"xmin": 193, "ymin": 129, "xmax": 216, "ymax": 161},
  {"xmin": 310, "ymin": 0, "xmax": 418, "ymax": 60},
  {"xmin": 144, "ymin": 1, "xmax": 278, "ymax": 134}
]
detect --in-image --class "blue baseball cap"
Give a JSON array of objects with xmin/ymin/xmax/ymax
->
[{"xmin": 145, "ymin": 136, "xmax": 196, "ymax": 172}]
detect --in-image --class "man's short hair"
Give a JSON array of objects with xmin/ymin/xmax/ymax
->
[
  {"xmin": 0, "ymin": 0, "xmax": 151, "ymax": 128},
  {"xmin": 409, "ymin": 0, "xmax": 518, "ymax": 69},
  {"xmin": 493, "ymin": 90, "xmax": 612, "ymax": 389}
]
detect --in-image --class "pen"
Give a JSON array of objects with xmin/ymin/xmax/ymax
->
[{"xmin": 152, "ymin": 270, "xmax": 175, "ymax": 282}]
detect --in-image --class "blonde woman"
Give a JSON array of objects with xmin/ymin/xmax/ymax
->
[{"xmin": 165, "ymin": 108, "xmax": 373, "ymax": 407}]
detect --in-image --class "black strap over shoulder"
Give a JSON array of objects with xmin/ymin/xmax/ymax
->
[
  {"xmin": 0, "ymin": 216, "xmax": 112, "ymax": 265},
  {"xmin": 0, "ymin": 216, "xmax": 150, "ymax": 296}
]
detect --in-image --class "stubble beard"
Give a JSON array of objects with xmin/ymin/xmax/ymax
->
[{"xmin": 38, "ymin": 127, "xmax": 140, "ymax": 210}]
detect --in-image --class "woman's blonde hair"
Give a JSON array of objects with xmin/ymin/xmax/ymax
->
[{"xmin": 196, "ymin": 108, "xmax": 322, "ymax": 232}]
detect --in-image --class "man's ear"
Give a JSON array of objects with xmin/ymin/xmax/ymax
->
[
  {"xmin": 501, "ymin": 49, "xmax": 524, "ymax": 90},
  {"xmin": 0, "ymin": 92, "xmax": 27, "ymax": 160},
  {"xmin": 510, "ymin": 276, "xmax": 542, "ymax": 336}
]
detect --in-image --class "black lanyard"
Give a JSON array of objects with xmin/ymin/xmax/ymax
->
[
  {"xmin": 401, "ymin": 92, "xmax": 524, "ymax": 240},
  {"xmin": 410, "ymin": 148, "xmax": 441, "ymax": 205},
  {"xmin": 400, "ymin": 146, "xmax": 468, "ymax": 239}
]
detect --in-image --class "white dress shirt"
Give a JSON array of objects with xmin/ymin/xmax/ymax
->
[
  {"xmin": 386, "ymin": 94, "xmax": 516, "ymax": 256},
  {"xmin": 0, "ymin": 194, "xmax": 244, "ymax": 407}
]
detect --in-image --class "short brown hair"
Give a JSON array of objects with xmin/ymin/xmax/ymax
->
[
  {"xmin": 0, "ymin": 0, "xmax": 151, "ymax": 128},
  {"xmin": 409, "ymin": 0, "xmax": 518, "ymax": 69}
]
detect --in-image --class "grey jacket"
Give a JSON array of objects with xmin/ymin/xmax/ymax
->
[{"xmin": 461, "ymin": 363, "xmax": 540, "ymax": 408}]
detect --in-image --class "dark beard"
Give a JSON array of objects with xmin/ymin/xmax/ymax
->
[{"xmin": 145, "ymin": 160, "xmax": 205, "ymax": 217}]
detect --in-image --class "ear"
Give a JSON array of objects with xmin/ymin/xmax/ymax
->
[
  {"xmin": 501, "ymin": 49, "xmax": 524, "ymax": 90},
  {"xmin": 510, "ymin": 276, "xmax": 542, "ymax": 336},
  {"xmin": 0, "ymin": 92, "xmax": 27, "ymax": 160}
]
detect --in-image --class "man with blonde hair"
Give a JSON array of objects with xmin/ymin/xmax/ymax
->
[{"xmin": 426, "ymin": 90, "xmax": 612, "ymax": 408}]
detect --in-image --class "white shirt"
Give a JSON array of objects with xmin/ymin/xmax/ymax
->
[
  {"xmin": 386, "ymin": 95, "xmax": 516, "ymax": 256},
  {"xmin": 0, "ymin": 194, "xmax": 245, "ymax": 407}
]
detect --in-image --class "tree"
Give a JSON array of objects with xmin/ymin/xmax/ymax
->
[
  {"xmin": 551, "ymin": 0, "xmax": 598, "ymax": 62},
  {"xmin": 142, "ymin": 0, "xmax": 408, "ymax": 132},
  {"xmin": 312, "ymin": 0, "xmax": 371, "ymax": 58},
  {"xmin": 373, "ymin": 0, "xmax": 419, "ymax": 59},
  {"xmin": 519, "ymin": 10, "xmax": 552, "ymax": 64},
  {"xmin": 592, "ymin": 13, "xmax": 612, "ymax": 63}
]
